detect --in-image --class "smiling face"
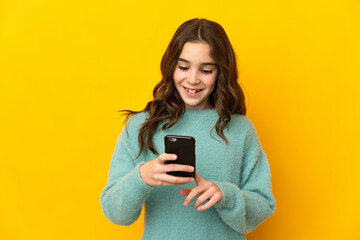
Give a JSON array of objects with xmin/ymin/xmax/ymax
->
[{"xmin": 173, "ymin": 41, "xmax": 218, "ymax": 110}]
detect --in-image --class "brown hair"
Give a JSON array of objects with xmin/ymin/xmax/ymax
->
[{"xmin": 121, "ymin": 18, "xmax": 246, "ymax": 157}]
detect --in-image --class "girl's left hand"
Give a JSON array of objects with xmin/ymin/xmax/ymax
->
[{"xmin": 179, "ymin": 172, "xmax": 223, "ymax": 211}]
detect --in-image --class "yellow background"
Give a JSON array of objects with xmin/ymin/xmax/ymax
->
[{"xmin": 1, "ymin": 0, "xmax": 359, "ymax": 239}]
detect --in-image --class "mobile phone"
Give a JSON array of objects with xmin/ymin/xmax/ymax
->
[{"xmin": 164, "ymin": 135, "xmax": 196, "ymax": 178}]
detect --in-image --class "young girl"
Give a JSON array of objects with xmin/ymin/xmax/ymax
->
[{"xmin": 100, "ymin": 18, "xmax": 275, "ymax": 240}]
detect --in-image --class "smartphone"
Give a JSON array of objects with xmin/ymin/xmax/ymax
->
[{"xmin": 164, "ymin": 135, "xmax": 196, "ymax": 178}]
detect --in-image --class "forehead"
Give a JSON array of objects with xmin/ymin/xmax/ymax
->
[{"xmin": 179, "ymin": 41, "xmax": 214, "ymax": 63}]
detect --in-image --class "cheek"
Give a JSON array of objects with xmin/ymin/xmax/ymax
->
[
  {"xmin": 206, "ymin": 75, "xmax": 217, "ymax": 91},
  {"xmin": 173, "ymin": 68, "xmax": 182, "ymax": 84}
]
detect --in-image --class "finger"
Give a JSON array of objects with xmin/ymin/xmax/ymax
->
[
  {"xmin": 156, "ymin": 181, "xmax": 190, "ymax": 187},
  {"xmin": 158, "ymin": 153, "xmax": 177, "ymax": 163},
  {"xmin": 194, "ymin": 171, "xmax": 203, "ymax": 185},
  {"xmin": 180, "ymin": 188, "xmax": 202, "ymax": 197},
  {"xmin": 194, "ymin": 188, "xmax": 216, "ymax": 208},
  {"xmin": 179, "ymin": 188, "xmax": 192, "ymax": 196},
  {"xmin": 163, "ymin": 164, "xmax": 194, "ymax": 173},
  {"xmin": 197, "ymin": 193, "xmax": 222, "ymax": 211},
  {"xmin": 156, "ymin": 174, "xmax": 194, "ymax": 185},
  {"xmin": 183, "ymin": 185, "xmax": 207, "ymax": 206}
]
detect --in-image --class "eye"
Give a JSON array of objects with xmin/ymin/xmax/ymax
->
[
  {"xmin": 201, "ymin": 70, "xmax": 213, "ymax": 74},
  {"xmin": 178, "ymin": 66, "xmax": 189, "ymax": 71}
]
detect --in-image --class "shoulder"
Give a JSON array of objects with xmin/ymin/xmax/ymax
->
[
  {"xmin": 127, "ymin": 111, "xmax": 148, "ymax": 126},
  {"xmin": 229, "ymin": 114, "xmax": 256, "ymax": 133},
  {"xmin": 123, "ymin": 111, "xmax": 149, "ymax": 133},
  {"xmin": 228, "ymin": 114, "xmax": 261, "ymax": 146},
  {"xmin": 229, "ymin": 114, "xmax": 263, "ymax": 151}
]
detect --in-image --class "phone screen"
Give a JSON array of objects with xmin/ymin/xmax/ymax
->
[{"xmin": 164, "ymin": 135, "xmax": 196, "ymax": 178}]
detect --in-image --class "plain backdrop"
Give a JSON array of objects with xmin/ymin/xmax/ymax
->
[{"xmin": 0, "ymin": 0, "xmax": 359, "ymax": 239}]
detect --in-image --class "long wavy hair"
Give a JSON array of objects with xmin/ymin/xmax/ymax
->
[{"xmin": 121, "ymin": 18, "xmax": 246, "ymax": 157}]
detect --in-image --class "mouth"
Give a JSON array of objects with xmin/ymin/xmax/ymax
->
[{"xmin": 182, "ymin": 86, "xmax": 204, "ymax": 94}]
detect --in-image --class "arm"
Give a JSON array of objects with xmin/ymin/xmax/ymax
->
[
  {"xmin": 178, "ymin": 121, "xmax": 275, "ymax": 233},
  {"xmin": 100, "ymin": 116, "xmax": 154, "ymax": 226},
  {"xmin": 100, "ymin": 114, "xmax": 195, "ymax": 225},
  {"xmin": 213, "ymin": 122, "xmax": 276, "ymax": 234}
]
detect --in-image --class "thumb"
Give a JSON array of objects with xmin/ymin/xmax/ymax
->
[
  {"xmin": 179, "ymin": 188, "xmax": 192, "ymax": 196},
  {"xmin": 195, "ymin": 171, "xmax": 204, "ymax": 185}
]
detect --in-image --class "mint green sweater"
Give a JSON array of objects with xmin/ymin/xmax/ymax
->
[{"xmin": 100, "ymin": 109, "xmax": 275, "ymax": 239}]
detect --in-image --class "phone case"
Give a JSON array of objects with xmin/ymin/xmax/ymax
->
[{"xmin": 164, "ymin": 135, "xmax": 196, "ymax": 178}]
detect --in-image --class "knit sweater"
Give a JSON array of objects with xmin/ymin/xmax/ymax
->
[{"xmin": 100, "ymin": 109, "xmax": 275, "ymax": 240}]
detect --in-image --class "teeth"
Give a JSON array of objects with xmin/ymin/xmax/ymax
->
[{"xmin": 185, "ymin": 88, "xmax": 200, "ymax": 94}]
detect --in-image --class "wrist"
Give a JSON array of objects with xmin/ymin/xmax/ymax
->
[{"xmin": 139, "ymin": 162, "xmax": 151, "ymax": 186}]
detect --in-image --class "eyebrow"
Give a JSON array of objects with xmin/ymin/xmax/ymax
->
[{"xmin": 178, "ymin": 58, "xmax": 217, "ymax": 66}]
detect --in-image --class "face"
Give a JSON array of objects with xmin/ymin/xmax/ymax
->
[{"xmin": 173, "ymin": 41, "xmax": 218, "ymax": 110}]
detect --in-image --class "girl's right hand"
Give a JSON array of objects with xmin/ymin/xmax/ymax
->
[{"xmin": 139, "ymin": 153, "xmax": 195, "ymax": 186}]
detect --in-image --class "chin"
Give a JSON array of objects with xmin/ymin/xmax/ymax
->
[{"xmin": 184, "ymin": 101, "xmax": 207, "ymax": 110}]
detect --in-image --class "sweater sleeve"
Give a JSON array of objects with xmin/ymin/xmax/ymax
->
[
  {"xmin": 213, "ymin": 121, "xmax": 275, "ymax": 234},
  {"xmin": 100, "ymin": 115, "xmax": 154, "ymax": 226}
]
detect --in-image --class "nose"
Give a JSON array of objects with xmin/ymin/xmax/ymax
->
[{"xmin": 188, "ymin": 69, "xmax": 200, "ymax": 85}]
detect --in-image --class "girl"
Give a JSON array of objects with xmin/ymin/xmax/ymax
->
[{"xmin": 100, "ymin": 18, "xmax": 275, "ymax": 240}]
